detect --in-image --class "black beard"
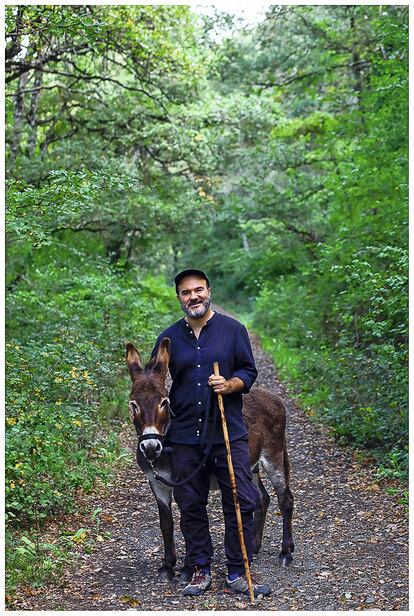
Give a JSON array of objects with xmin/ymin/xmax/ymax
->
[{"xmin": 180, "ymin": 296, "xmax": 211, "ymax": 319}]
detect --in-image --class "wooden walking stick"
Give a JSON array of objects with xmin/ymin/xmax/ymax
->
[{"xmin": 213, "ymin": 362, "xmax": 255, "ymax": 604}]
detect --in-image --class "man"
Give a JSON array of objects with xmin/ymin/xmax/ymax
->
[{"xmin": 151, "ymin": 268, "xmax": 272, "ymax": 598}]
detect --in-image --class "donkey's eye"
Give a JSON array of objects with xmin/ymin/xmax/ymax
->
[
  {"xmin": 129, "ymin": 400, "xmax": 141, "ymax": 422},
  {"xmin": 160, "ymin": 398, "xmax": 169, "ymax": 409}
]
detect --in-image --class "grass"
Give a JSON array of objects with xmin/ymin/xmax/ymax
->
[
  {"xmin": 6, "ymin": 531, "xmax": 71, "ymax": 597},
  {"xmin": 255, "ymin": 332, "xmax": 304, "ymax": 386},
  {"xmin": 5, "ymin": 445, "xmax": 129, "ymax": 605}
]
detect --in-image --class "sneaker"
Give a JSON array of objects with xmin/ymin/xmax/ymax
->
[
  {"xmin": 183, "ymin": 566, "xmax": 212, "ymax": 596},
  {"xmin": 225, "ymin": 573, "xmax": 272, "ymax": 597}
]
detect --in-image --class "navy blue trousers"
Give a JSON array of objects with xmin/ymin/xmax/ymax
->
[{"xmin": 170, "ymin": 436, "xmax": 260, "ymax": 575}]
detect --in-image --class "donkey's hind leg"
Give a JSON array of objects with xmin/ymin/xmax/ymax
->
[
  {"xmin": 261, "ymin": 450, "xmax": 294, "ymax": 567},
  {"xmin": 252, "ymin": 469, "xmax": 270, "ymax": 554}
]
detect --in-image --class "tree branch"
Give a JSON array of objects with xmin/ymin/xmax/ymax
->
[
  {"xmin": 254, "ymin": 60, "xmax": 370, "ymax": 89},
  {"xmin": 5, "ymin": 44, "xmax": 93, "ymax": 82}
]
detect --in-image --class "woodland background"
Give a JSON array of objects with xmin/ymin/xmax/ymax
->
[{"xmin": 5, "ymin": 4, "xmax": 408, "ymax": 593}]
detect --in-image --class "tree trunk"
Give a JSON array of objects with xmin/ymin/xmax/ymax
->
[
  {"xmin": 241, "ymin": 232, "xmax": 250, "ymax": 253},
  {"xmin": 350, "ymin": 13, "xmax": 364, "ymax": 108},
  {"xmin": 27, "ymin": 71, "xmax": 43, "ymax": 156},
  {"xmin": 10, "ymin": 71, "xmax": 30, "ymax": 161}
]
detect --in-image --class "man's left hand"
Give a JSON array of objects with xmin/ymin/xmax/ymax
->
[{"xmin": 208, "ymin": 375, "xmax": 244, "ymax": 395}]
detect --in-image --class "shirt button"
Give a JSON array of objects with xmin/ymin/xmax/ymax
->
[
  {"xmin": 197, "ymin": 364, "xmax": 200, "ymax": 368},
  {"xmin": 197, "ymin": 346, "xmax": 200, "ymax": 350},
  {"xmin": 198, "ymin": 383, "xmax": 201, "ymax": 386},
  {"xmin": 198, "ymin": 418, "xmax": 202, "ymax": 422},
  {"xmin": 198, "ymin": 401, "xmax": 202, "ymax": 405}
]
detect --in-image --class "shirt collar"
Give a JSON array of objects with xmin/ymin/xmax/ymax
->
[
  {"xmin": 203, "ymin": 312, "xmax": 217, "ymax": 327},
  {"xmin": 182, "ymin": 311, "xmax": 217, "ymax": 329}
]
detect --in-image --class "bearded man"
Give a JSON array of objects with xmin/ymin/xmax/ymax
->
[{"xmin": 151, "ymin": 269, "xmax": 272, "ymax": 598}]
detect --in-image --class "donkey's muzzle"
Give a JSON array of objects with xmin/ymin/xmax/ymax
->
[{"xmin": 139, "ymin": 434, "xmax": 164, "ymax": 461}]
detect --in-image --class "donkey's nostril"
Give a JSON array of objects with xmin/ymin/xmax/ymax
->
[{"xmin": 139, "ymin": 439, "xmax": 162, "ymax": 461}]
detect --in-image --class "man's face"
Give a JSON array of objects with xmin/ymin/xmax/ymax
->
[{"xmin": 177, "ymin": 275, "xmax": 211, "ymax": 319}]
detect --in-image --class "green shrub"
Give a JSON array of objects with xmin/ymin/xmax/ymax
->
[
  {"xmin": 6, "ymin": 249, "xmax": 179, "ymax": 525},
  {"xmin": 253, "ymin": 248, "xmax": 408, "ymax": 480}
]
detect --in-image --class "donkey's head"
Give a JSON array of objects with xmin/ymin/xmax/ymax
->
[{"xmin": 126, "ymin": 338, "xmax": 172, "ymax": 462}]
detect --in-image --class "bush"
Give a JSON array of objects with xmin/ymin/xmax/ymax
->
[
  {"xmin": 6, "ymin": 248, "xmax": 179, "ymax": 525},
  {"xmin": 253, "ymin": 246, "xmax": 408, "ymax": 480}
]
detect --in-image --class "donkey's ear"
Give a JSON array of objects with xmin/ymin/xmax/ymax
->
[
  {"xmin": 126, "ymin": 343, "xmax": 143, "ymax": 382},
  {"xmin": 152, "ymin": 337, "xmax": 170, "ymax": 378}
]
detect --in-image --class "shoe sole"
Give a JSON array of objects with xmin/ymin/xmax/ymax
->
[
  {"xmin": 183, "ymin": 580, "xmax": 212, "ymax": 596},
  {"xmin": 225, "ymin": 585, "xmax": 271, "ymax": 597}
]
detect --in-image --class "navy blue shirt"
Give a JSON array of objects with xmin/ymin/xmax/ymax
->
[{"xmin": 151, "ymin": 312, "xmax": 257, "ymax": 445}]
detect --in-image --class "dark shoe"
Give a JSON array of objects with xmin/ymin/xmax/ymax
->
[
  {"xmin": 183, "ymin": 567, "xmax": 212, "ymax": 596},
  {"xmin": 225, "ymin": 573, "xmax": 272, "ymax": 597}
]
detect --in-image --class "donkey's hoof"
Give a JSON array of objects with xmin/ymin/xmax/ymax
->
[
  {"xmin": 279, "ymin": 550, "xmax": 293, "ymax": 567},
  {"xmin": 253, "ymin": 542, "xmax": 261, "ymax": 555},
  {"xmin": 178, "ymin": 567, "xmax": 194, "ymax": 584},
  {"xmin": 158, "ymin": 566, "xmax": 175, "ymax": 582}
]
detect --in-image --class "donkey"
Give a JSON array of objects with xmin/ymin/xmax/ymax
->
[{"xmin": 126, "ymin": 338, "xmax": 294, "ymax": 581}]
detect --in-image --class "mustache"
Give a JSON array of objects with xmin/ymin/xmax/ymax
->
[{"xmin": 180, "ymin": 296, "xmax": 211, "ymax": 318}]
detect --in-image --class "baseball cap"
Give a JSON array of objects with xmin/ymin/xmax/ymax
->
[{"xmin": 174, "ymin": 269, "xmax": 210, "ymax": 293}]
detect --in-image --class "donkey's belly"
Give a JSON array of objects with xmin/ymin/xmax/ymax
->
[{"xmin": 140, "ymin": 451, "xmax": 256, "ymax": 495}]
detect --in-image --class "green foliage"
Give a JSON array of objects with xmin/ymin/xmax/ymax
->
[
  {"xmin": 6, "ymin": 170, "xmax": 143, "ymax": 248},
  {"xmin": 6, "ymin": 248, "xmax": 178, "ymax": 524},
  {"xmin": 6, "ymin": 530, "xmax": 70, "ymax": 596},
  {"xmin": 5, "ymin": 5, "xmax": 408, "ymax": 597},
  {"xmin": 6, "ymin": 3, "xmax": 208, "ymax": 596},
  {"xmin": 6, "ymin": 508, "xmax": 113, "ymax": 596},
  {"xmin": 188, "ymin": 6, "xmax": 408, "ymax": 478}
]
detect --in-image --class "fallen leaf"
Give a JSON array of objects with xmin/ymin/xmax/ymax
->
[{"xmin": 119, "ymin": 595, "xmax": 141, "ymax": 606}]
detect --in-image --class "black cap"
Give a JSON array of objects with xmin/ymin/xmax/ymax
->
[{"xmin": 174, "ymin": 269, "xmax": 210, "ymax": 293}]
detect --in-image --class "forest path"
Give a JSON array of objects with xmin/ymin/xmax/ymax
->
[{"xmin": 13, "ymin": 323, "xmax": 408, "ymax": 611}]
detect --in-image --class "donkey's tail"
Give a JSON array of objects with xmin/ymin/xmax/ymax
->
[{"xmin": 283, "ymin": 437, "xmax": 291, "ymax": 487}]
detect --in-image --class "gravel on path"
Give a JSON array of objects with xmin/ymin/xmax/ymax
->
[{"xmin": 9, "ymin": 331, "xmax": 409, "ymax": 611}]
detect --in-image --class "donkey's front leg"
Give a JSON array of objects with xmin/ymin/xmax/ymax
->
[{"xmin": 150, "ymin": 482, "xmax": 176, "ymax": 581}]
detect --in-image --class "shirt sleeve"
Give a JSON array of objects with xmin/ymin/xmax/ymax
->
[{"xmin": 231, "ymin": 325, "xmax": 258, "ymax": 393}]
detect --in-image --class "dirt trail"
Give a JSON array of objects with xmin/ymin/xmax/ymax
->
[{"xmin": 11, "ymin": 329, "xmax": 408, "ymax": 611}]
